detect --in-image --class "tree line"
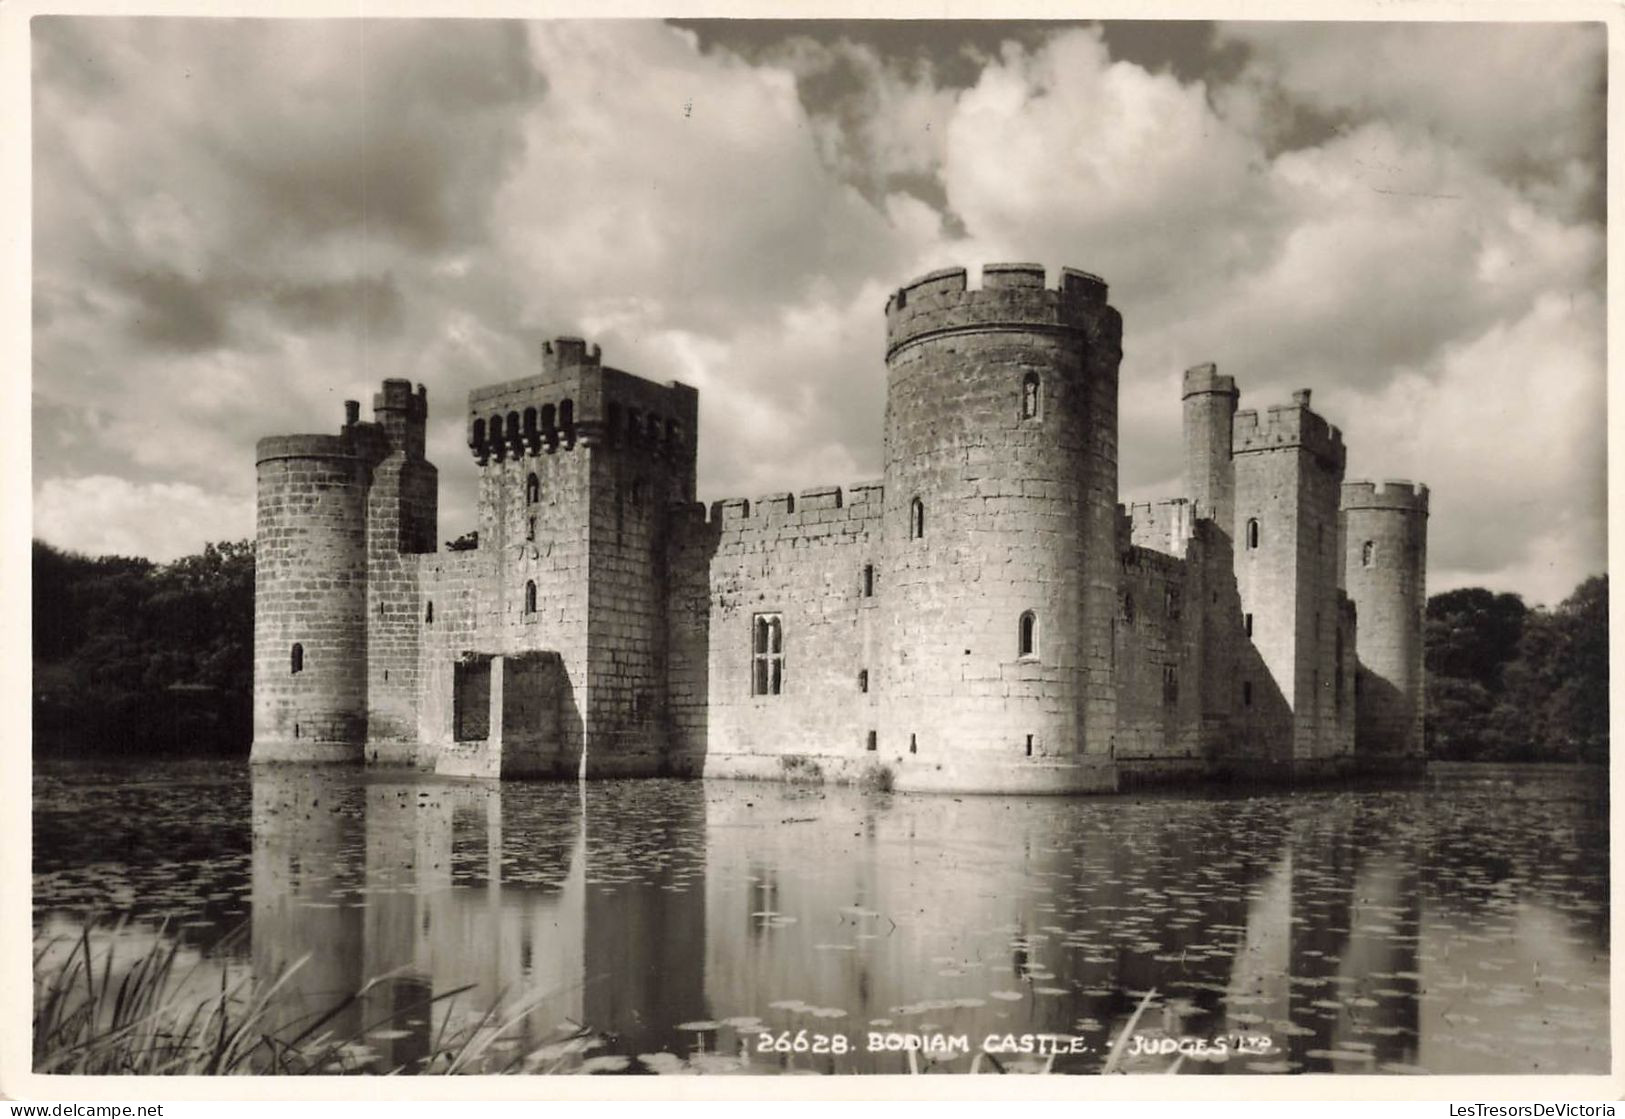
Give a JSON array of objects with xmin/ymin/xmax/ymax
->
[
  {"xmin": 31, "ymin": 536, "xmax": 1608, "ymax": 763},
  {"xmin": 34, "ymin": 538, "xmax": 255, "ymax": 755},
  {"xmin": 1425, "ymin": 575, "xmax": 1608, "ymax": 765}
]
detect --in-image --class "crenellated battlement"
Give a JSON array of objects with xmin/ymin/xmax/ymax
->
[
  {"xmin": 1341, "ymin": 479, "xmax": 1430, "ymax": 513},
  {"xmin": 1232, "ymin": 389, "xmax": 1346, "ymax": 470},
  {"xmin": 884, "ymin": 263, "xmax": 1115, "ymax": 359},
  {"xmin": 466, "ymin": 337, "xmax": 697, "ymax": 468},
  {"xmin": 670, "ymin": 482, "xmax": 885, "ymax": 529}
]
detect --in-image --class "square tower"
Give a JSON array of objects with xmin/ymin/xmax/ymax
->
[
  {"xmin": 464, "ymin": 339, "xmax": 699, "ymax": 776},
  {"xmin": 1231, "ymin": 389, "xmax": 1353, "ymax": 771}
]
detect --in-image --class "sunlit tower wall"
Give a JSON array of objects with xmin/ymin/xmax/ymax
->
[
  {"xmin": 253, "ymin": 418, "xmax": 373, "ymax": 762},
  {"xmin": 1182, "ymin": 362, "xmax": 1238, "ymax": 531},
  {"xmin": 879, "ymin": 263, "xmax": 1120, "ymax": 792},
  {"xmin": 364, "ymin": 379, "xmax": 438, "ymax": 763},
  {"xmin": 1231, "ymin": 389, "xmax": 1350, "ymax": 774},
  {"xmin": 1340, "ymin": 480, "xmax": 1429, "ymax": 764}
]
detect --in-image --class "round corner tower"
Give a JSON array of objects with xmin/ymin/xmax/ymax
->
[
  {"xmin": 1341, "ymin": 479, "xmax": 1429, "ymax": 759},
  {"xmin": 879, "ymin": 263, "xmax": 1121, "ymax": 788},
  {"xmin": 252, "ymin": 432, "xmax": 370, "ymax": 762}
]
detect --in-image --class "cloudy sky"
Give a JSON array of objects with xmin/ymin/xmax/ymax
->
[{"xmin": 30, "ymin": 17, "xmax": 1605, "ymax": 606}]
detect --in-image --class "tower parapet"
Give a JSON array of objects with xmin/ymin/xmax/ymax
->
[
  {"xmin": 884, "ymin": 264, "xmax": 1113, "ymax": 360},
  {"xmin": 1341, "ymin": 480, "xmax": 1430, "ymax": 513},
  {"xmin": 1233, "ymin": 391, "xmax": 1347, "ymax": 472},
  {"xmin": 465, "ymin": 337, "xmax": 697, "ymax": 497}
]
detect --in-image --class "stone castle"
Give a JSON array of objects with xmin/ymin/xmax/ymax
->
[{"xmin": 251, "ymin": 263, "xmax": 1428, "ymax": 793}]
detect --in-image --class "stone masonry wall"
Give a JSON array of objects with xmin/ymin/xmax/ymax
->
[
  {"xmin": 879, "ymin": 264, "xmax": 1121, "ymax": 782},
  {"xmin": 1113, "ymin": 545, "xmax": 1201, "ymax": 761},
  {"xmin": 365, "ymin": 453, "xmax": 436, "ymax": 764},
  {"xmin": 1232, "ymin": 393, "xmax": 1352, "ymax": 770},
  {"xmin": 665, "ymin": 484, "xmax": 883, "ymax": 783},
  {"xmin": 583, "ymin": 441, "xmax": 676, "ymax": 775},
  {"xmin": 252, "ymin": 437, "xmax": 369, "ymax": 762}
]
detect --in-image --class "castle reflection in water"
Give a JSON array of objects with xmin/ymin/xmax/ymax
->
[{"xmin": 241, "ymin": 766, "xmax": 1591, "ymax": 1075}]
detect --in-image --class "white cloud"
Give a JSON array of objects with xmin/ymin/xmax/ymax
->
[
  {"xmin": 34, "ymin": 476, "xmax": 253, "ymax": 562},
  {"xmin": 29, "ymin": 19, "xmax": 1605, "ymax": 604}
]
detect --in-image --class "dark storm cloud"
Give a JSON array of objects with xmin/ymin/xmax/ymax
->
[
  {"xmin": 267, "ymin": 273, "xmax": 405, "ymax": 335},
  {"xmin": 113, "ymin": 265, "xmax": 232, "ymax": 353}
]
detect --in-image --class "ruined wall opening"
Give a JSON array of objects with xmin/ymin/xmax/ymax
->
[{"xmin": 453, "ymin": 659, "xmax": 491, "ymax": 742}]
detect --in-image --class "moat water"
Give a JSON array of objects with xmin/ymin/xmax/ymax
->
[{"xmin": 33, "ymin": 760, "xmax": 1608, "ymax": 1075}]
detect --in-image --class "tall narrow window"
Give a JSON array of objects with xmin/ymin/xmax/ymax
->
[
  {"xmin": 1244, "ymin": 612, "xmax": 1253, "ymax": 637},
  {"xmin": 1021, "ymin": 371, "xmax": 1041, "ymax": 419},
  {"xmin": 1018, "ymin": 611, "xmax": 1038, "ymax": 658},
  {"xmin": 425, "ymin": 601, "xmax": 434, "ymax": 625},
  {"xmin": 526, "ymin": 515, "xmax": 536, "ymax": 542},
  {"xmin": 524, "ymin": 580, "xmax": 537, "ymax": 615},
  {"xmin": 1243, "ymin": 680, "xmax": 1253, "ymax": 707},
  {"xmin": 1165, "ymin": 587, "xmax": 1181, "ymax": 620},
  {"xmin": 862, "ymin": 564, "xmax": 875, "ymax": 597},
  {"xmin": 752, "ymin": 614, "xmax": 784, "ymax": 696},
  {"xmin": 1361, "ymin": 540, "xmax": 1376, "ymax": 568},
  {"xmin": 866, "ymin": 730, "xmax": 877, "ymax": 752},
  {"xmin": 1163, "ymin": 664, "xmax": 1179, "ymax": 706},
  {"xmin": 858, "ymin": 669, "xmax": 869, "ymax": 693},
  {"xmin": 526, "ymin": 473, "xmax": 540, "ymax": 504},
  {"xmin": 909, "ymin": 733, "xmax": 917, "ymax": 755},
  {"xmin": 290, "ymin": 643, "xmax": 304, "ymax": 674},
  {"xmin": 1247, "ymin": 518, "xmax": 1260, "ymax": 549},
  {"xmin": 909, "ymin": 497, "xmax": 924, "ymax": 540}
]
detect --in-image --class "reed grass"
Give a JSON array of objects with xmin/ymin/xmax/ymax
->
[{"xmin": 33, "ymin": 918, "xmax": 592, "ymax": 1075}]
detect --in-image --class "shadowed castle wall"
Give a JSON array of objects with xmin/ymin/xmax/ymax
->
[{"xmin": 1342, "ymin": 481, "xmax": 1429, "ymax": 762}]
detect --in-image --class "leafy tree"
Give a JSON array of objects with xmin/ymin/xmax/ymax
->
[
  {"xmin": 33, "ymin": 538, "xmax": 256, "ymax": 756},
  {"xmin": 1425, "ymin": 575, "xmax": 1607, "ymax": 764}
]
